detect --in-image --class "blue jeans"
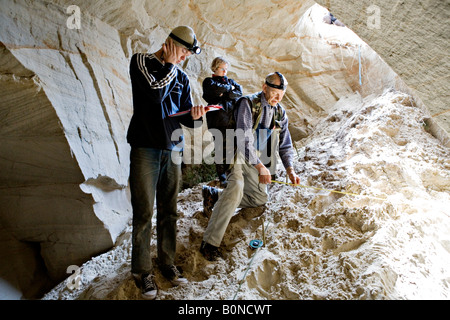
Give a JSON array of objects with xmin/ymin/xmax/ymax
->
[{"xmin": 129, "ymin": 147, "xmax": 181, "ymax": 274}]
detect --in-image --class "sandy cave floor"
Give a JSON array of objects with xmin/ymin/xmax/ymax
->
[{"xmin": 43, "ymin": 90, "xmax": 450, "ymax": 300}]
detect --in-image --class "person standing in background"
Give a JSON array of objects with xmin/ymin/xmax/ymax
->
[{"xmin": 202, "ymin": 57, "xmax": 243, "ymax": 188}]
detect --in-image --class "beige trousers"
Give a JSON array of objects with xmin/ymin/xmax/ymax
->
[{"xmin": 203, "ymin": 152, "xmax": 269, "ymax": 247}]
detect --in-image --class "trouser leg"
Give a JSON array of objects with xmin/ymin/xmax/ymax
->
[
  {"xmin": 212, "ymin": 126, "xmax": 229, "ymax": 182},
  {"xmin": 130, "ymin": 148, "xmax": 160, "ymax": 274},
  {"xmin": 239, "ymin": 158, "xmax": 269, "ymax": 208},
  {"xmin": 156, "ymin": 150, "xmax": 181, "ymax": 266},
  {"xmin": 203, "ymin": 153, "xmax": 268, "ymax": 247}
]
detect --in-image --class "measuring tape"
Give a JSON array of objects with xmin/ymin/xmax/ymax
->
[{"xmin": 271, "ymin": 180, "xmax": 386, "ymax": 201}]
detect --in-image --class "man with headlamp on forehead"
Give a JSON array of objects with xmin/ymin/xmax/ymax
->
[{"xmin": 200, "ymin": 72, "xmax": 301, "ymax": 261}]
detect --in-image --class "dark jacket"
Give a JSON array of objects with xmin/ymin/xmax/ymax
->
[
  {"xmin": 127, "ymin": 53, "xmax": 199, "ymax": 151},
  {"xmin": 202, "ymin": 75, "xmax": 242, "ymax": 129}
]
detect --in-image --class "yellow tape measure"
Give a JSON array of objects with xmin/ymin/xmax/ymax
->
[{"xmin": 271, "ymin": 180, "xmax": 386, "ymax": 201}]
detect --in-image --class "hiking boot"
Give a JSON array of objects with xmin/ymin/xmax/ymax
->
[
  {"xmin": 160, "ymin": 264, "xmax": 188, "ymax": 286},
  {"xmin": 200, "ymin": 240, "xmax": 222, "ymax": 261},
  {"xmin": 135, "ymin": 273, "xmax": 158, "ymax": 300},
  {"xmin": 202, "ymin": 185, "xmax": 219, "ymax": 217}
]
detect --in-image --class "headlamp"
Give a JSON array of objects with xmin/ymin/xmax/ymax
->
[
  {"xmin": 169, "ymin": 32, "xmax": 202, "ymax": 55},
  {"xmin": 265, "ymin": 71, "xmax": 286, "ymax": 90}
]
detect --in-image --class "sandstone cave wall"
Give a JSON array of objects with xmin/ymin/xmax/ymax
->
[
  {"xmin": 0, "ymin": 0, "xmax": 132, "ymax": 298},
  {"xmin": 315, "ymin": 0, "xmax": 449, "ymax": 145}
]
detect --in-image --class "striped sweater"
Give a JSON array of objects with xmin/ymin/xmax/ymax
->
[{"xmin": 126, "ymin": 53, "xmax": 199, "ymax": 150}]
